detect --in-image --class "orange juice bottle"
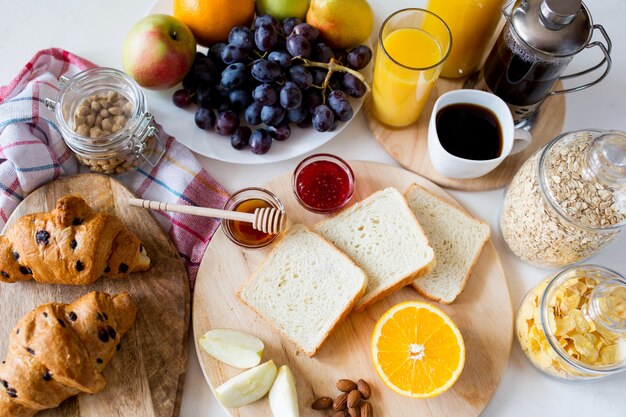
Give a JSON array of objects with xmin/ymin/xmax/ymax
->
[
  {"xmin": 427, "ymin": 0, "xmax": 505, "ymax": 78},
  {"xmin": 372, "ymin": 27, "xmax": 445, "ymax": 127}
]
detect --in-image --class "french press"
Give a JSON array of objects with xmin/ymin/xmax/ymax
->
[{"xmin": 477, "ymin": 0, "xmax": 612, "ymax": 126}]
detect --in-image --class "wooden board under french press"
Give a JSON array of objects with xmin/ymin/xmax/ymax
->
[
  {"xmin": 193, "ymin": 161, "xmax": 514, "ymax": 417},
  {"xmin": 0, "ymin": 174, "xmax": 190, "ymax": 417}
]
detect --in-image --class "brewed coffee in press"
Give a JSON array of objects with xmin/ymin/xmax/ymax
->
[{"xmin": 476, "ymin": 0, "xmax": 612, "ymax": 126}]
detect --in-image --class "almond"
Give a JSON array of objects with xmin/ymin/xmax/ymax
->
[
  {"xmin": 347, "ymin": 390, "xmax": 361, "ymax": 408},
  {"xmin": 311, "ymin": 397, "xmax": 333, "ymax": 410},
  {"xmin": 336, "ymin": 378, "xmax": 357, "ymax": 392},
  {"xmin": 333, "ymin": 412, "xmax": 349, "ymax": 417},
  {"xmin": 348, "ymin": 406, "xmax": 361, "ymax": 417},
  {"xmin": 360, "ymin": 402, "xmax": 373, "ymax": 417},
  {"xmin": 333, "ymin": 393, "xmax": 348, "ymax": 411},
  {"xmin": 357, "ymin": 379, "xmax": 371, "ymax": 399}
]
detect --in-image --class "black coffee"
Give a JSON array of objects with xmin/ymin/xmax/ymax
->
[{"xmin": 435, "ymin": 103, "xmax": 502, "ymax": 161}]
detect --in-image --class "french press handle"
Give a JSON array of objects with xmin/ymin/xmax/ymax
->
[{"xmin": 550, "ymin": 24, "xmax": 612, "ymax": 95}]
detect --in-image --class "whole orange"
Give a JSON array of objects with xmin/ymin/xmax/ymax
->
[{"xmin": 173, "ymin": 0, "xmax": 255, "ymax": 47}]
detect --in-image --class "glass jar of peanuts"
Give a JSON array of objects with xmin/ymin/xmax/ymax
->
[
  {"xmin": 516, "ymin": 264, "xmax": 626, "ymax": 380},
  {"xmin": 500, "ymin": 130, "xmax": 626, "ymax": 268},
  {"xmin": 45, "ymin": 67, "xmax": 165, "ymax": 175}
]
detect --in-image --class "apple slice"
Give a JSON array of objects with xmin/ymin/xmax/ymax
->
[
  {"xmin": 199, "ymin": 329, "xmax": 264, "ymax": 369},
  {"xmin": 269, "ymin": 365, "xmax": 300, "ymax": 417},
  {"xmin": 214, "ymin": 360, "xmax": 278, "ymax": 408}
]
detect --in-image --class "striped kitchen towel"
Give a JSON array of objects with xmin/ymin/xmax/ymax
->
[{"xmin": 0, "ymin": 48, "xmax": 229, "ymax": 288}]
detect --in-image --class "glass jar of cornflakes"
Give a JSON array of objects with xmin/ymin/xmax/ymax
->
[{"xmin": 516, "ymin": 264, "xmax": 626, "ymax": 380}]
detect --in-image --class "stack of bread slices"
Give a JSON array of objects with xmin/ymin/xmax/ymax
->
[{"xmin": 238, "ymin": 186, "xmax": 490, "ymax": 357}]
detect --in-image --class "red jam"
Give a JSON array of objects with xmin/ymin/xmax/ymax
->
[{"xmin": 294, "ymin": 159, "xmax": 354, "ymax": 212}]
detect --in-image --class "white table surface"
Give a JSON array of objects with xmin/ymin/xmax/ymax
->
[{"xmin": 1, "ymin": 1, "xmax": 625, "ymax": 416}]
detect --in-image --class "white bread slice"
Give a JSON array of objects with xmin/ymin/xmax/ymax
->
[
  {"xmin": 315, "ymin": 187, "xmax": 435, "ymax": 311},
  {"xmin": 404, "ymin": 184, "xmax": 491, "ymax": 304},
  {"xmin": 237, "ymin": 224, "xmax": 367, "ymax": 357}
]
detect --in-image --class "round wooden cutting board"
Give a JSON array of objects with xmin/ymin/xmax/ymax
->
[
  {"xmin": 193, "ymin": 161, "xmax": 513, "ymax": 417},
  {"xmin": 364, "ymin": 79, "xmax": 565, "ymax": 191},
  {"xmin": 0, "ymin": 174, "xmax": 189, "ymax": 417}
]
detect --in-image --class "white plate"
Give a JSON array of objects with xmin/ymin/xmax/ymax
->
[{"xmin": 145, "ymin": 0, "xmax": 372, "ymax": 165}]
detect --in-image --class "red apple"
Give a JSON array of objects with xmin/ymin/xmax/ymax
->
[{"xmin": 122, "ymin": 14, "xmax": 196, "ymax": 90}]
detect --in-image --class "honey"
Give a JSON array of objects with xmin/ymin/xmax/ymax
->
[{"xmin": 229, "ymin": 199, "xmax": 275, "ymax": 247}]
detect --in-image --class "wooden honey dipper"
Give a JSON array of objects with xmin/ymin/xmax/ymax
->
[{"xmin": 128, "ymin": 198, "xmax": 286, "ymax": 234}]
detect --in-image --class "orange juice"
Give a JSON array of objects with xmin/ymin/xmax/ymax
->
[
  {"xmin": 372, "ymin": 27, "xmax": 445, "ymax": 127},
  {"xmin": 427, "ymin": 0, "xmax": 505, "ymax": 78}
]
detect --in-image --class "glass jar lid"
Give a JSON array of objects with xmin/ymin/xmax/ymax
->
[
  {"xmin": 539, "ymin": 130, "xmax": 626, "ymax": 231},
  {"xmin": 540, "ymin": 265, "xmax": 626, "ymax": 374}
]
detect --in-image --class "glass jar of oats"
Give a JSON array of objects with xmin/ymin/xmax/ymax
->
[
  {"xmin": 516, "ymin": 264, "xmax": 626, "ymax": 380},
  {"xmin": 45, "ymin": 67, "xmax": 165, "ymax": 175},
  {"xmin": 500, "ymin": 130, "xmax": 626, "ymax": 268}
]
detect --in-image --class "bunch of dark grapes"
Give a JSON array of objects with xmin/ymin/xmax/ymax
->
[{"xmin": 172, "ymin": 15, "xmax": 372, "ymax": 155}]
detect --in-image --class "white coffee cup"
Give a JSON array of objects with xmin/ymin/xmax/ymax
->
[{"xmin": 428, "ymin": 89, "xmax": 532, "ymax": 179}]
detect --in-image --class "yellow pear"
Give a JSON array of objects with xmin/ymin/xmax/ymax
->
[{"xmin": 306, "ymin": 0, "xmax": 374, "ymax": 49}]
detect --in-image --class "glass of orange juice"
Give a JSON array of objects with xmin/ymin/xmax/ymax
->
[
  {"xmin": 428, "ymin": 0, "xmax": 506, "ymax": 79},
  {"xmin": 371, "ymin": 8, "xmax": 451, "ymax": 128}
]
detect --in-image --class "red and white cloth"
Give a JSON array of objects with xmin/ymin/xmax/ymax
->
[{"xmin": 0, "ymin": 48, "xmax": 229, "ymax": 288}]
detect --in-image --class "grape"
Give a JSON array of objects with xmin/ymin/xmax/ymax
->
[
  {"xmin": 347, "ymin": 45, "xmax": 373, "ymax": 70},
  {"xmin": 293, "ymin": 23, "xmax": 319, "ymax": 42},
  {"xmin": 261, "ymin": 105, "xmax": 286, "ymax": 126},
  {"xmin": 193, "ymin": 55, "xmax": 218, "ymax": 85},
  {"xmin": 255, "ymin": 24, "xmax": 278, "ymax": 52},
  {"xmin": 245, "ymin": 101, "xmax": 263, "ymax": 125},
  {"xmin": 182, "ymin": 70, "xmax": 198, "ymax": 91},
  {"xmin": 268, "ymin": 50, "xmax": 293, "ymax": 68},
  {"xmin": 333, "ymin": 49, "xmax": 347, "ymax": 64},
  {"xmin": 313, "ymin": 43, "xmax": 334, "ymax": 63},
  {"xmin": 282, "ymin": 17, "xmax": 302, "ymax": 36},
  {"xmin": 310, "ymin": 68, "xmax": 327, "ymax": 86},
  {"xmin": 249, "ymin": 128, "xmax": 272, "ymax": 154},
  {"xmin": 220, "ymin": 63, "xmax": 248, "ymax": 90},
  {"xmin": 279, "ymin": 82, "xmax": 302, "ymax": 110},
  {"xmin": 255, "ymin": 14, "xmax": 279, "ymax": 31},
  {"xmin": 288, "ymin": 66, "xmax": 313, "ymax": 90},
  {"xmin": 229, "ymin": 26, "xmax": 254, "ymax": 51},
  {"xmin": 304, "ymin": 89, "xmax": 324, "ymax": 113},
  {"xmin": 195, "ymin": 108, "xmax": 215, "ymax": 130},
  {"xmin": 221, "ymin": 44, "xmax": 248, "ymax": 64},
  {"xmin": 216, "ymin": 110, "xmax": 240, "ymax": 136},
  {"xmin": 195, "ymin": 84, "xmax": 214, "ymax": 108},
  {"xmin": 342, "ymin": 73, "xmax": 367, "ymax": 98},
  {"xmin": 286, "ymin": 35, "xmax": 312, "ymax": 58},
  {"xmin": 329, "ymin": 119, "xmax": 339, "ymax": 132},
  {"xmin": 328, "ymin": 90, "xmax": 353, "ymax": 122},
  {"xmin": 268, "ymin": 124, "xmax": 291, "ymax": 141},
  {"xmin": 328, "ymin": 72, "xmax": 343, "ymax": 91},
  {"xmin": 251, "ymin": 59, "xmax": 282, "ymax": 83},
  {"xmin": 229, "ymin": 89, "xmax": 252, "ymax": 111},
  {"xmin": 296, "ymin": 114, "xmax": 312, "ymax": 129},
  {"xmin": 231, "ymin": 126, "xmax": 251, "ymax": 150},
  {"xmin": 312, "ymin": 104, "xmax": 334, "ymax": 132},
  {"xmin": 209, "ymin": 43, "xmax": 227, "ymax": 63},
  {"xmin": 252, "ymin": 83, "xmax": 277, "ymax": 106},
  {"xmin": 172, "ymin": 89, "xmax": 193, "ymax": 109},
  {"xmin": 287, "ymin": 106, "xmax": 308, "ymax": 124}
]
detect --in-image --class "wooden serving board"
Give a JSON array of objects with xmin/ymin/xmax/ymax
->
[
  {"xmin": 364, "ymin": 80, "xmax": 566, "ymax": 191},
  {"xmin": 0, "ymin": 174, "xmax": 189, "ymax": 417},
  {"xmin": 193, "ymin": 161, "xmax": 513, "ymax": 417}
]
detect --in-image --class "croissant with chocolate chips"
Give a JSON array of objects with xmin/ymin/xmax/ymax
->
[
  {"xmin": 0, "ymin": 291, "xmax": 136, "ymax": 417},
  {"xmin": 0, "ymin": 195, "xmax": 150, "ymax": 285}
]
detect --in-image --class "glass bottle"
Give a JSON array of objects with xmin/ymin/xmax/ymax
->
[
  {"xmin": 517, "ymin": 264, "xmax": 626, "ymax": 380},
  {"xmin": 500, "ymin": 130, "xmax": 626, "ymax": 268},
  {"xmin": 427, "ymin": 0, "xmax": 506, "ymax": 78}
]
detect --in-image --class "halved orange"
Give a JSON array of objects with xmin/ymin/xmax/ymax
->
[{"xmin": 371, "ymin": 301, "xmax": 465, "ymax": 398}]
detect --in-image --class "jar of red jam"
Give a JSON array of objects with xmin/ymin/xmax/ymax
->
[{"xmin": 292, "ymin": 153, "xmax": 355, "ymax": 214}]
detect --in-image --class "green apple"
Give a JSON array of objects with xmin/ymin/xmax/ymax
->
[
  {"xmin": 122, "ymin": 14, "xmax": 196, "ymax": 90},
  {"xmin": 256, "ymin": 0, "xmax": 311, "ymax": 21},
  {"xmin": 198, "ymin": 329, "xmax": 264, "ymax": 369},
  {"xmin": 269, "ymin": 365, "xmax": 299, "ymax": 417},
  {"xmin": 214, "ymin": 360, "xmax": 278, "ymax": 408}
]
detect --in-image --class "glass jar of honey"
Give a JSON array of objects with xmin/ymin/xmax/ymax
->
[{"xmin": 222, "ymin": 188, "xmax": 285, "ymax": 249}]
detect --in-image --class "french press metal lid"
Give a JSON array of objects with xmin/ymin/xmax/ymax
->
[{"xmin": 505, "ymin": 0, "xmax": 612, "ymax": 95}]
